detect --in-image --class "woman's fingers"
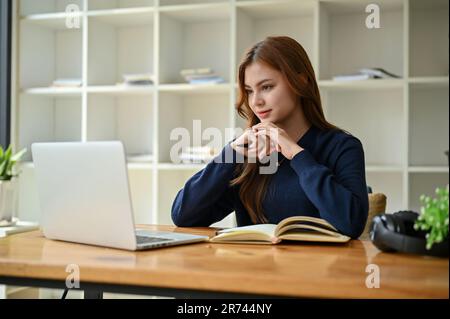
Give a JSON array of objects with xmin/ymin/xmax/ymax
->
[
  {"xmin": 255, "ymin": 130, "xmax": 278, "ymax": 159},
  {"xmin": 252, "ymin": 121, "xmax": 277, "ymax": 128},
  {"xmin": 256, "ymin": 134, "xmax": 271, "ymax": 161},
  {"xmin": 232, "ymin": 129, "xmax": 254, "ymax": 156},
  {"xmin": 232, "ymin": 127, "xmax": 280, "ymax": 160}
]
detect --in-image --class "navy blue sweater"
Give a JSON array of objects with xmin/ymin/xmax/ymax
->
[{"xmin": 171, "ymin": 126, "xmax": 369, "ymax": 238}]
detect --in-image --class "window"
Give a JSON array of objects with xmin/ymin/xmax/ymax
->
[{"xmin": 0, "ymin": 0, "xmax": 12, "ymax": 149}]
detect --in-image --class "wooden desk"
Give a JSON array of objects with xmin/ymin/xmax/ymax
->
[{"xmin": 0, "ymin": 225, "xmax": 448, "ymax": 298}]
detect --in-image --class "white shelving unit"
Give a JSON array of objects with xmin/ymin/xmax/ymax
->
[{"xmin": 11, "ymin": 0, "xmax": 449, "ymax": 229}]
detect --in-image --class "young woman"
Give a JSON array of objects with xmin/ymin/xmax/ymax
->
[{"xmin": 171, "ymin": 36, "xmax": 369, "ymax": 238}]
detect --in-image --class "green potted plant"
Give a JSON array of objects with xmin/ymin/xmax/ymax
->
[
  {"xmin": 0, "ymin": 145, "xmax": 27, "ymax": 225},
  {"xmin": 414, "ymin": 185, "xmax": 449, "ymax": 250}
]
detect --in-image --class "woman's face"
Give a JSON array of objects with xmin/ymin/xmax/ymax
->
[{"xmin": 244, "ymin": 61, "xmax": 299, "ymax": 124}]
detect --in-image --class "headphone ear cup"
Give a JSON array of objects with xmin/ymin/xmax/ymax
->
[
  {"xmin": 391, "ymin": 214, "xmax": 405, "ymax": 234},
  {"xmin": 370, "ymin": 215, "xmax": 396, "ymax": 252},
  {"xmin": 382, "ymin": 214, "xmax": 396, "ymax": 233},
  {"xmin": 394, "ymin": 211, "xmax": 419, "ymax": 236}
]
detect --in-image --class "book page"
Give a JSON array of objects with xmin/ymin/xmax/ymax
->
[
  {"xmin": 217, "ymin": 224, "xmax": 277, "ymax": 236},
  {"xmin": 276, "ymin": 221, "xmax": 351, "ymax": 243},
  {"xmin": 275, "ymin": 216, "xmax": 337, "ymax": 236},
  {"xmin": 278, "ymin": 224, "xmax": 342, "ymax": 237},
  {"xmin": 278, "ymin": 231, "xmax": 350, "ymax": 243},
  {"xmin": 209, "ymin": 231, "xmax": 278, "ymax": 243},
  {"xmin": 212, "ymin": 224, "xmax": 277, "ymax": 242}
]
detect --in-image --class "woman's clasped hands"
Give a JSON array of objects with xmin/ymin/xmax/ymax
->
[{"xmin": 231, "ymin": 122, "xmax": 304, "ymax": 161}]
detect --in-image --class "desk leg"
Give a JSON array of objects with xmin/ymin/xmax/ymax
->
[{"xmin": 84, "ymin": 290, "xmax": 103, "ymax": 299}]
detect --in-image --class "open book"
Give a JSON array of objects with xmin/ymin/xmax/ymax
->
[{"xmin": 209, "ymin": 216, "xmax": 351, "ymax": 244}]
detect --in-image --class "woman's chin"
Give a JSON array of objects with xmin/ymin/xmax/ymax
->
[{"xmin": 260, "ymin": 117, "xmax": 273, "ymax": 123}]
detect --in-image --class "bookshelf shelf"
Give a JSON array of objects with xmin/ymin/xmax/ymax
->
[
  {"xmin": 12, "ymin": 0, "xmax": 449, "ymax": 229},
  {"xmin": 408, "ymin": 76, "xmax": 449, "ymax": 88},
  {"xmin": 88, "ymin": 0, "xmax": 155, "ymax": 11},
  {"xmin": 318, "ymin": 79, "xmax": 405, "ymax": 90},
  {"xmin": 87, "ymin": 8, "xmax": 155, "ymax": 26},
  {"xmin": 159, "ymin": 2, "xmax": 230, "ymax": 16},
  {"xmin": 157, "ymin": 163, "xmax": 206, "ymax": 170},
  {"xmin": 19, "ymin": 0, "xmax": 84, "ymax": 15},
  {"xmin": 158, "ymin": 83, "xmax": 231, "ymax": 94},
  {"xmin": 87, "ymin": 85, "xmax": 155, "ymax": 96},
  {"xmin": 22, "ymin": 87, "xmax": 83, "ymax": 96},
  {"xmin": 366, "ymin": 166, "xmax": 404, "ymax": 173},
  {"xmin": 21, "ymin": 13, "xmax": 84, "ymax": 30},
  {"xmin": 127, "ymin": 163, "xmax": 154, "ymax": 170},
  {"xmin": 408, "ymin": 167, "xmax": 449, "ymax": 173}
]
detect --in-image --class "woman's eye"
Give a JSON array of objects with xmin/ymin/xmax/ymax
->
[
  {"xmin": 246, "ymin": 90, "xmax": 253, "ymax": 95},
  {"xmin": 262, "ymin": 85, "xmax": 273, "ymax": 91}
]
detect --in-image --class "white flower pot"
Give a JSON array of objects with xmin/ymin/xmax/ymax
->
[{"xmin": 0, "ymin": 178, "xmax": 18, "ymax": 224}]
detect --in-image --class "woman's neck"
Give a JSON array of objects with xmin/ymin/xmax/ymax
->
[{"xmin": 276, "ymin": 105, "xmax": 311, "ymax": 143}]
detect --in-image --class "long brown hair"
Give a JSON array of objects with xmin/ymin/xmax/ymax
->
[{"xmin": 231, "ymin": 36, "xmax": 341, "ymax": 224}]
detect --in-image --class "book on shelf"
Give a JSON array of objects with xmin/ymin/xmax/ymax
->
[
  {"xmin": 188, "ymin": 76, "xmax": 225, "ymax": 85},
  {"xmin": 359, "ymin": 67, "xmax": 401, "ymax": 79},
  {"xmin": 332, "ymin": 74, "xmax": 373, "ymax": 82},
  {"xmin": 209, "ymin": 216, "xmax": 351, "ymax": 245},
  {"xmin": 0, "ymin": 220, "xmax": 40, "ymax": 237},
  {"xmin": 333, "ymin": 67, "xmax": 401, "ymax": 82},
  {"xmin": 179, "ymin": 146, "xmax": 220, "ymax": 163},
  {"xmin": 122, "ymin": 73, "xmax": 154, "ymax": 86},
  {"xmin": 180, "ymin": 68, "xmax": 213, "ymax": 77},
  {"xmin": 51, "ymin": 78, "xmax": 82, "ymax": 88},
  {"xmin": 183, "ymin": 146, "xmax": 220, "ymax": 155},
  {"xmin": 180, "ymin": 68, "xmax": 225, "ymax": 85}
]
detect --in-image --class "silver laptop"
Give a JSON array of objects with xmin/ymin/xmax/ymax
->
[{"xmin": 31, "ymin": 141, "xmax": 209, "ymax": 251}]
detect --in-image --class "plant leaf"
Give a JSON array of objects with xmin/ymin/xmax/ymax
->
[
  {"xmin": 4, "ymin": 145, "xmax": 12, "ymax": 162},
  {"xmin": 6, "ymin": 160, "xmax": 14, "ymax": 176},
  {"xmin": 10, "ymin": 148, "xmax": 27, "ymax": 162},
  {"xmin": 0, "ymin": 160, "xmax": 6, "ymax": 177}
]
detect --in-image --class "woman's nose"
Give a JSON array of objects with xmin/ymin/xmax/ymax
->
[{"xmin": 251, "ymin": 92, "xmax": 264, "ymax": 107}]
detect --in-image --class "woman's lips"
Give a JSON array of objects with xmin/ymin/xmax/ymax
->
[{"xmin": 257, "ymin": 109, "xmax": 272, "ymax": 119}]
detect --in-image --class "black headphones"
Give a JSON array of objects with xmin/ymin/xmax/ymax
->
[{"xmin": 370, "ymin": 210, "xmax": 449, "ymax": 258}]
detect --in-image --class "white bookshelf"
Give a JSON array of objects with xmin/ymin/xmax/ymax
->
[{"xmin": 11, "ymin": 0, "xmax": 449, "ymax": 233}]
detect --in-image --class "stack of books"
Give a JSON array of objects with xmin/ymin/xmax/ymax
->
[
  {"xmin": 51, "ymin": 78, "xmax": 82, "ymax": 88},
  {"xmin": 333, "ymin": 67, "xmax": 401, "ymax": 82},
  {"xmin": 179, "ymin": 146, "xmax": 220, "ymax": 164},
  {"xmin": 122, "ymin": 73, "xmax": 154, "ymax": 86},
  {"xmin": 180, "ymin": 68, "xmax": 225, "ymax": 85}
]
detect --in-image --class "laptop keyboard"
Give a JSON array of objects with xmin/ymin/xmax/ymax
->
[{"xmin": 136, "ymin": 235, "xmax": 173, "ymax": 245}]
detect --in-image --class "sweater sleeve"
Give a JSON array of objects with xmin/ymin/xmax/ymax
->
[
  {"xmin": 171, "ymin": 143, "xmax": 239, "ymax": 227},
  {"xmin": 289, "ymin": 137, "xmax": 369, "ymax": 238}
]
